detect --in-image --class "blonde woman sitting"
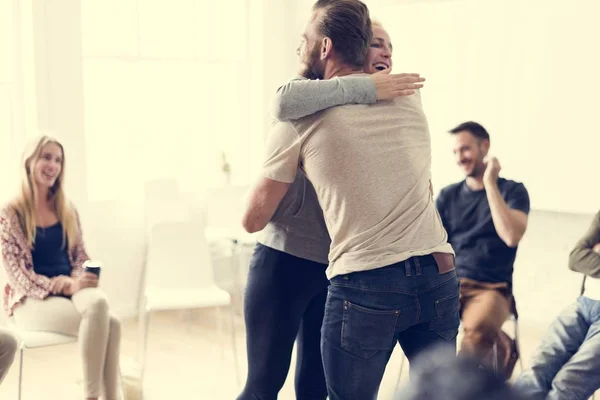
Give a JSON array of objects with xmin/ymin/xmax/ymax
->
[{"xmin": 0, "ymin": 136, "xmax": 122, "ymax": 400}]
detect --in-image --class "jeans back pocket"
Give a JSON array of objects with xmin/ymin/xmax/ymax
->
[
  {"xmin": 341, "ymin": 300, "xmax": 399, "ymax": 360},
  {"xmin": 429, "ymin": 292, "xmax": 460, "ymax": 341}
]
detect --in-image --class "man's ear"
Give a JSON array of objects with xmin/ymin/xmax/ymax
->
[
  {"xmin": 482, "ymin": 138, "xmax": 491, "ymax": 153},
  {"xmin": 479, "ymin": 138, "xmax": 491, "ymax": 154},
  {"xmin": 320, "ymin": 37, "xmax": 333, "ymax": 60}
]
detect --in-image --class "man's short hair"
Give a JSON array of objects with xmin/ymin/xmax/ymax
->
[
  {"xmin": 312, "ymin": 0, "xmax": 372, "ymax": 68},
  {"xmin": 449, "ymin": 121, "xmax": 490, "ymax": 141}
]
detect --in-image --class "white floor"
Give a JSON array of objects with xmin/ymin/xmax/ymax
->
[
  {"xmin": 1, "ymin": 210, "xmax": 598, "ymax": 399},
  {"xmin": 0, "ymin": 302, "xmax": 576, "ymax": 400}
]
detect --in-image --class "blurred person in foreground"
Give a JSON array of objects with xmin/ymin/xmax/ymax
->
[{"xmin": 396, "ymin": 343, "xmax": 528, "ymax": 400}]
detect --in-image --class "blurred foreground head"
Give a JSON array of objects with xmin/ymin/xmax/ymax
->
[{"xmin": 395, "ymin": 344, "xmax": 529, "ymax": 400}]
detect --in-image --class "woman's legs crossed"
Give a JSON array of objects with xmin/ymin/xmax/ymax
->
[
  {"xmin": 102, "ymin": 313, "xmax": 123, "ymax": 399},
  {"xmin": 71, "ymin": 288, "xmax": 115, "ymax": 399},
  {"xmin": 14, "ymin": 289, "xmax": 121, "ymax": 399}
]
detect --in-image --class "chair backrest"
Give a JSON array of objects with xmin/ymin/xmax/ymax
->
[
  {"xmin": 144, "ymin": 220, "xmax": 216, "ymax": 293},
  {"xmin": 203, "ymin": 185, "xmax": 249, "ymax": 235},
  {"xmin": 144, "ymin": 178, "xmax": 187, "ymax": 230}
]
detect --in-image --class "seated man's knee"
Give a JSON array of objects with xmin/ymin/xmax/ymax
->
[{"xmin": 462, "ymin": 322, "xmax": 498, "ymax": 351}]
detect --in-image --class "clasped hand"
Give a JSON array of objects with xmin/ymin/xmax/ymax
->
[{"xmin": 50, "ymin": 272, "xmax": 98, "ymax": 295}]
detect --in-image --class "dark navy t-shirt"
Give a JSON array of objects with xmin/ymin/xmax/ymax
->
[
  {"xmin": 32, "ymin": 222, "xmax": 71, "ymax": 278},
  {"xmin": 435, "ymin": 178, "xmax": 530, "ymax": 284}
]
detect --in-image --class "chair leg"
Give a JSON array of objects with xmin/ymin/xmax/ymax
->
[
  {"xmin": 215, "ymin": 307, "xmax": 225, "ymax": 360},
  {"xmin": 140, "ymin": 301, "xmax": 152, "ymax": 384},
  {"xmin": 492, "ymin": 341, "xmax": 499, "ymax": 376},
  {"xmin": 231, "ymin": 241, "xmax": 241, "ymax": 313},
  {"xmin": 395, "ymin": 355, "xmax": 406, "ymax": 394},
  {"xmin": 229, "ymin": 302, "xmax": 240, "ymax": 387},
  {"xmin": 136, "ymin": 296, "xmax": 147, "ymax": 364},
  {"xmin": 514, "ymin": 318, "xmax": 524, "ymax": 371},
  {"xmin": 18, "ymin": 346, "xmax": 23, "ymax": 400}
]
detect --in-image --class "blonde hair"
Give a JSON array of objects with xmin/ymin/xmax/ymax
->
[
  {"xmin": 371, "ymin": 19, "xmax": 384, "ymax": 29},
  {"xmin": 11, "ymin": 135, "xmax": 78, "ymax": 250}
]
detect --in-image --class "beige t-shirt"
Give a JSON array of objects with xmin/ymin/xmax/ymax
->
[{"xmin": 262, "ymin": 81, "xmax": 453, "ymax": 279}]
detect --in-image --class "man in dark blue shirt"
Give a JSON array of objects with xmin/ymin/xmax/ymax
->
[{"xmin": 436, "ymin": 121, "xmax": 530, "ymax": 363}]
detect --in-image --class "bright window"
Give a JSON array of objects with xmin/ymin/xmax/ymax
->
[{"xmin": 82, "ymin": 0, "xmax": 252, "ymax": 201}]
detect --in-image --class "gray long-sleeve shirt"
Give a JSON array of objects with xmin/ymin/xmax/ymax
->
[{"xmin": 271, "ymin": 75, "xmax": 377, "ymax": 121}]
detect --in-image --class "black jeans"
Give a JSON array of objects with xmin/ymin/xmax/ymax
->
[{"xmin": 237, "ymin": 244, "xmax": 329, "ymax": 400}]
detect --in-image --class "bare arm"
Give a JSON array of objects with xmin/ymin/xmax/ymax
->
[
  {"xmin": 483, "ymin": 158, "xmax": 529, "ymax": 247},
  {"xmin": 241, "ymin": 121, "xmax": 300, "ymax": 233},
  {"xmin": 241, "ymin": 178, "xmax": 291, "ymax": 233},
  {"xmin": 485, "ymin": 184, "xmax": 528, "ymax": 248},
  {"xmin": 569, "ymin": 211, "xmax": 600, "ymax": 278}
]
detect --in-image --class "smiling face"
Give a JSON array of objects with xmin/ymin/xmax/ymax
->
[
  {"xmin": 32, "ymin": 142, "xmax": 63, "ymax": 191},
  {"xmin": 364, "ymin": 24, "xmax": 393, "ymax": 73},
  {"xmin": 452, "ymin": 131, "xmax": 489, "ymax": 178}
]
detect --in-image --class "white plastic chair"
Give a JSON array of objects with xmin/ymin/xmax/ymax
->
[
  {"xmin": 144, "ymin": 178, "xmax": 188, "ymax": 230},
  {"xmin": 7, "ymin": 320, "xmax": 77, "ymax": 400},
  {"xmin": 0, "ymin": 264, "xmax": 77, "ymax": 399},
  {"xmin": 0, "ymin": 261, "xmax": 77, "ymax": 400},
  {"xmin": 203, "ymin": 185, "xmax": 253, "ymax": 245},
  {"xmin": 203, "ymin": 185, "xmax": 255, "ymax": 295},
  {"xmin": 137, "ymin": 220, "xmax": 239, "ymax": 390}
]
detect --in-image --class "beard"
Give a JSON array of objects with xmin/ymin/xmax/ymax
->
[
  {"xmin": 299, "ymin": 43, "xmax": 324, "ymax": 80},
  {"xmin": 466, "ymin": 160, "xmax": 485, "ymax": 178}
]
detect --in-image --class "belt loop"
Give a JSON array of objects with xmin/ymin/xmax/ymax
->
[
  {"xmin": 405, "ymin": 259, "xmax": 412, "ymax": 276},
  {"xmin": 415, "ymin": 257, "xmax": 422, "ymax": 275}
]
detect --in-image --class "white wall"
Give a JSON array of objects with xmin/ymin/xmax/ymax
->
[
  {"xmin": 11, "ymin": 0, "xmax": 300, "ymax": 319},
  {"xmin": 513, "ymin": 210, "xmax": 594, "ymax": 328},
  {"xmin": 370, "ymin": 0, "xmax": 599, "ymax": 214}
]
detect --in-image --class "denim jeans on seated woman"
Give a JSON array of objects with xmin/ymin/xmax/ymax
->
[
  {"xmin": 513, "ymin": 296, "xmax": 600, "ymax": 400},
  {"xmin": 320, "ymin": 254, "xmax": 460, "ymax": 400}
]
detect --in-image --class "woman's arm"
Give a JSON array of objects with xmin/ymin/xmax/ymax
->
[
  {"xmin": 271, "ymin": 75, "xmax": 377, "ymax": 121},
  {"xmin": 0, "ymin": 206, "xmax": 52, "ymax": 300},
  {"xmin": 271, "ymin": 72, "xmax": 426, "ymax": 121}
]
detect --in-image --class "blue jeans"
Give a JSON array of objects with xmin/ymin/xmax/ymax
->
[
  {"xmin": 321, "ymin": 254, "xmax": 460, "ymax": 400},
  {"xmin": 514, "ymin": 296, "xmax": 600, "ymax": 400}
]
